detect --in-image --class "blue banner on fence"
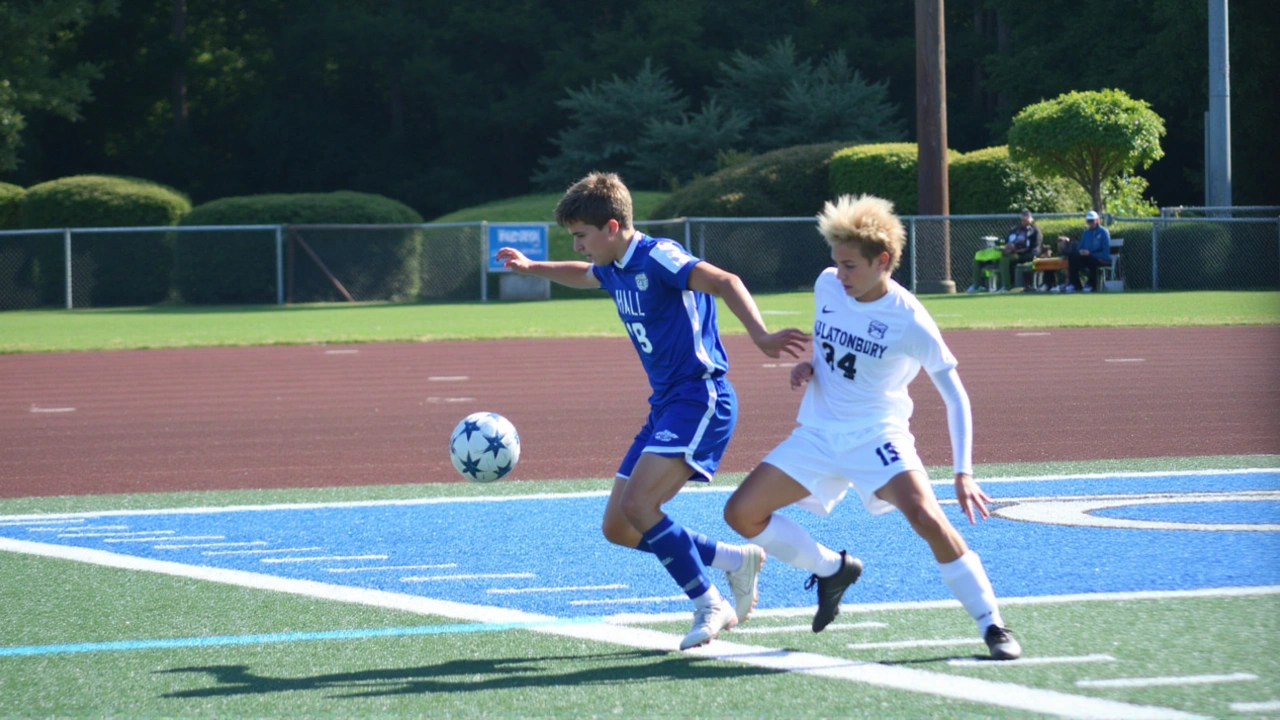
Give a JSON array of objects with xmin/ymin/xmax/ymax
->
[{"xmin": 488, "ymin": 225, "xmax": 548, "ymax": 272}]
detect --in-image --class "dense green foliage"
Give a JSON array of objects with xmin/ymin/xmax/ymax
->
[
  {"xmin": 650, "ymin": 142, "xmax": 852, "ymax": 218},
  {"xmin": 5, "ymin": 0, "xmax": 1273, "ymax": 218},
  {"xmin": 177, "ymin": 192, "xmax": 423, "ymax": 305},
  {"xmin": 0, "ymin": 182, "xmax": 23, "ymax": 228},
  {"xmin": 949, "ymin": 146, "xmax": 1089, "ymax": 214},
  {"xmin": 1009, "ymin": 89, "xmax": 1166, "ymax": 212},
  {"xmin": 16, "ymin": 175, "xmax": 189, "ymax": 306},
  {"xmin": 827, "ymin": 143, "xmax": 933, "ymax": 214}
]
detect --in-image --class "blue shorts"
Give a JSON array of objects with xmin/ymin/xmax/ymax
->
[{"xmin": 616, "ymin": 376, "xmax": 737, "ymax": 483}]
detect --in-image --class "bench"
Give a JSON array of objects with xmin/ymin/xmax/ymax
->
[{"xmin": 1016, "ymin": 238, "xmax": 1125, "ymax": 291}]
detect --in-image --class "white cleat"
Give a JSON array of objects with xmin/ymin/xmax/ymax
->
[
  {"xmin": 679, "ymin": 598, "xmax": 737, "ymax": 650},
  {"xmin": 724, "ymin": 545, "xmax": 765, "ymax": 626}
]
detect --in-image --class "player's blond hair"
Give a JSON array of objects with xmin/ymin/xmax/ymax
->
[
  {"xmin": 554, "ymin": 172, "xmax": 634, "ymax": 230},
  {"xmin": 816, "ymin": 194, "xmax": 905, "ymax": 272}
]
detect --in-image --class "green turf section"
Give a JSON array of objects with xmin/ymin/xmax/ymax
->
[
  {"xmin": 0, "ymin": 455, "xmax": 1274, "ymax": 517},
  {"xmin": 0, "ymin": 549, "xmax": 1274, "ymax": 718},
  {"xmin": 1, "ymin": 291, "xmax": 1276, "ymax": 353}
]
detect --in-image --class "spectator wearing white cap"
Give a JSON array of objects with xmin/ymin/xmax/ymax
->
[{"xmin": 1064, "ymin": 210, "xmax": 1111, "ymax": 293}]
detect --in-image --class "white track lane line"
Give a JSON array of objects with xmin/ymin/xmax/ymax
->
[
  {"xmin": 0, "ymin": 538, "xmax": 1207, "ymax": 720},
  {"xmin": 327, "ymin": 564, "xmax": 458, "ymax": 573},
  {"xmin": 949, "ymin": 654, "xmax": 1116, "ymax": 667},
  {"xmin": 736, "ymin": 621, "xmax": 886, "ymax": 635},
  {"xmin": 428, "ymin": 376, "xmax": 469, "ymax": 381},
  {"xmin": 260, "ymin": 554, "xmax": 386, "ymax": 564},
  {"xmin": 1076, "ymin": 672, "xmax": 1257, "ymax": 689},
  {"xmin": 1230, "ymin": 700, "xmax": 1280, "ymax": 712},
  {"xmin": 202, "ymin": 546, "xmax": 322, "ymax": 556},
  {"xmin": 488, "ymin": 584, "xmax": 628, "ymax": 594},
  {"xmin": 850, "ymin": 638, "xmax": 982, "ymax": 650}
]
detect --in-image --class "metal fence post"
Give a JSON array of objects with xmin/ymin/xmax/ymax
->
[
  {"xmin": 480, "ymin": 221, "xmax": 489, "ymax": 303},
  {"xmin": 274, "ymin": 225, "xmax": 284, "ymax": 305},
  {"xmin": 684, "ymin": 219, "xmax": 691, "ymax": 254},
  {"xmin": 64, "ymin": 228, "xmax": 72, "ymax": 309},
  {"xmin": 1151, "ymin": 220, "xmax": 1160, "ymax": 291},
  {"xmin": 697, "ymin": 223, "xmax": 705, "ymax": 258}
]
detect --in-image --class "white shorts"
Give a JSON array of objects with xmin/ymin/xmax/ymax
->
[{"xmin": 760, "ymin": 424, "xmax": 926, "ymax": 517}]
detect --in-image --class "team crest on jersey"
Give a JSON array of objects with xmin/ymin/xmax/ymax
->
[
  {"xmin": 635, "ymin": 273, "xmax": 649, "ymax": 291},
  {"xmin": 868, "ymin": 320, "xmax": 889, "ymax": 339}
]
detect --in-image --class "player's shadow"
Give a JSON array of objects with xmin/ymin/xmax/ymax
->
[{"xmin": 158, "ymin": 650, "xmax": 781, "ymax": 700}]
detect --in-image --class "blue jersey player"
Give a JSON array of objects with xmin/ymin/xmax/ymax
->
[{"xmin": 497, "ymin": 172, "xmax": 809, "ymax": 649}]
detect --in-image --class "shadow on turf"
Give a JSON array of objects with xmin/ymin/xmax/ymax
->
[{"xmin": 157, "ymin": 650, "xmax": 782, "ymax": 699}]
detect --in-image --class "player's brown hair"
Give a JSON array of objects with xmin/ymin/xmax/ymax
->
[
  {"xmin": 816, "ymin": 194, "xmax": 905, "ymax": 272},
  {"xmin": 554, "ymin": 172, "xmax": 634, "ymax": 230}
]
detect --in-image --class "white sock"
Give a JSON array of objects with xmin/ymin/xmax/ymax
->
[
  {"xmin": 692, "ymin": 583, "xmax": 724, "ymax": 609},
  {"xmin": 748, "ymin": 513, "xmax": 843, "ymax": 577},
  {"xmin": 938, "ymin": 551, "xmax": 1004, "ymax": 633},
  {"xmin": 708, "ymin": 542, "xmax": 744, "ymax": 572}
]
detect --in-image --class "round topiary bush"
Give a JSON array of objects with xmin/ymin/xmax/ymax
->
[
  {"xmin": 178, "ymin": 191, "xmax": 424, "ymax": 304},
  {"xmin": 648, "ymin": 142, "xmax": 854, "ymax": 219},
  {"xmin": 19, "ymin": 175, "xmax": 191, "ymax": 307},
  {"xmin": 949, "ymin": 146, "xmax": 1089, "ymax": 214}
]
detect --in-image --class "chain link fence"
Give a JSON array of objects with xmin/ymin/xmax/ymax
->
[{"xmin": 2, "ymin": 214, "xmax": 1275, "ymax": 310}]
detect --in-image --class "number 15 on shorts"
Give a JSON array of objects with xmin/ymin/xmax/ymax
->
[{"xmin": 875, "ymin": 441, "xmax": 901, "ymax": 467}]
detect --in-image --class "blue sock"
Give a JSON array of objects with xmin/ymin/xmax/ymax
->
[
  {"xmin": 637, "ymin": 531, "xmax": 717, "ymax": 567},
  {"xmin": 641, "ymin": 516, "xmax": 711, "ymax": 600}
]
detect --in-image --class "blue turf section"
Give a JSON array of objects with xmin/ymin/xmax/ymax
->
[{"xmin": 2, "ymin": 471, "xmax": 1277, "ymax": 618}]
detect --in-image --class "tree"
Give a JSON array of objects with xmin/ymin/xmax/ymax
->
[
  {"xmin": 1008, "ymin": 89, "xmax": 1165, "ymax": 212},
  {"xmin": 0, "ymin": 0, "xmax": 117, "ymax": 171}
]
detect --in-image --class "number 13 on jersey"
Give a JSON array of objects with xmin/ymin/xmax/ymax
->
[{"xmin": 627, "ymin": 322, "xmax": 653, "ymax": 353}]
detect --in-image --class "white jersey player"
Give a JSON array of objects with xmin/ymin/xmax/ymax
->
[{"xmin": 723, "ymin": 194, "xmax": 1022, "ymax": 660}]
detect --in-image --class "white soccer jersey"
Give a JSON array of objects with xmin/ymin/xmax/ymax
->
[{"xmin": 798, "ymin": 270, "xmax": 958, "ymax": 434}]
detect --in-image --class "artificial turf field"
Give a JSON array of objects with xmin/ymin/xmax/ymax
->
[{"xmin": 2, "ymin": 459, "xmax": 1277, "ymax": 719}]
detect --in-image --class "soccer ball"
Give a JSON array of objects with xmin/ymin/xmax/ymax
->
[{"xmin": 448, "ymin": 412, "xmax": 520, "ymax": 483}]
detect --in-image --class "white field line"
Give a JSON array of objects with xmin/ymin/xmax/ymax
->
[
  {"xmin": 849, "ymin": 638, "xmax": 982, "ymax": 650},
  {"xmin": 735, "ymin": 621, "xmax": 887, "ymax": 635},
  {"xmin": 155, "ymin": 541, "xmax": 268, "ymax": 549},
  {"xmin": 1076, "ymin": 672, "xmax": 1257, "ymax": 689},
  {"xmin": 0, "ymin": 518, "xmax": 84, "ymax": 526},
  {"xmin": 60, "ymin": 530, "xmax": 175, "ymax": 538},
  {"xmin": 203, "ymin": 546, "xmax": 322, "ymax": 556},
  {"xmin": 0, "ymin": 468, "xmax": 1274, "ymax": 523},
  {"xmin": 401, "ymin": 573, "xmax": 535, "ymax": 582},
  {"xmin": 31, "ymin": 525, "xmax": 129, "ymax": 533},
  {"xmin": 609, "ymin": 585, "xmax": 1280, "ymax": 625},
  {"xmin": 570, "ymin": 595, "xmax": 687, "ymax": 606},
  {"xmin": 488, "ymin": 584, "xmax": 628, "ymax": 595},
  {"xmin": 260, "ymin": 554, "xmax": 386, "ymax": 564},
  {"xmin": 0, "ymin": 538, "xmax": 1208, "ymax": 720},
  {"xmin": 949, "ymin": 654, "xmax": 1116, "ymax": 667},
  {"xmin": 1230, "ymin": 700, "xmax": 1280, "ymax": 712},
  {"xmin": 326, "ymin": 564, "xmax": 458, "ymax": 573},
  {"xmin": 105, "ymin": 535, "xmax": 222, "ymax": 543}
]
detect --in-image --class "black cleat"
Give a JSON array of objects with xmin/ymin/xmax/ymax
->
[
  {"xmin": 805, "ymin": 550, "xmax": 863, "ymax": 632},
  {"xmin": 983, "ymin": 624, "xmax": 1022, "ymax": 660}
]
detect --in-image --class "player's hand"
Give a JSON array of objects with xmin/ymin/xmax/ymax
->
[
  {"xmin": 790, "ymin": 361, "xmax": 814, "ymax": 390},
  {"xmin": 495, "ymin": 247, "xmax": 531, "ymax": 272},
  {"xmin": 954, "ymin": 473, "xmax": 992, "ymax": 524},
  {"xmin": 753, "ymin": 327, "xmax": 810, "ymax": 359}
]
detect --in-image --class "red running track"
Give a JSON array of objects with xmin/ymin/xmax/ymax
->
[{"xmin": 2, "ymin": 326, "xmax": 1277, "ymax": 498}]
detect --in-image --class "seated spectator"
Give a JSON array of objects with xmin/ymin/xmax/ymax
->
[
  {"xmin": 1064, "ymin": 210, "xmax": 1112, "ymax": 293},
  {"xmin": 965, "ymin": 209, "xmax": 1041, "ymax": 293}
]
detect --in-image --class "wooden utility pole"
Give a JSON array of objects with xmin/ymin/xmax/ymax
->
[{"xmin": 915, "ymin": 0, "xmax": 954, "ymax": 293}]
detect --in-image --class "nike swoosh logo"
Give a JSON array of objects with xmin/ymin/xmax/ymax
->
[{"xmin": 821, "ymin": 306, "xmax": 835, "ymax": 314}]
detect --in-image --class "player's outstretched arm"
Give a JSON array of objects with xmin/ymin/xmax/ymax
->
[
  {"xmin": 687, "ymin": 262, "xmax": 810, "ymax": 358},
  {"xmin": 955, "ymin": 473, "xmax": 992, "ymax": 524},
  {"xmin": 496, "ymin": 247, "xmax": 599, "ymax": 289}
]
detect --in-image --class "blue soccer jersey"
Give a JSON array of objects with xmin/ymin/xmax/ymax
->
[{"xmin": 591, "ymin": 233, "xmax": 729, "ymax": 400}]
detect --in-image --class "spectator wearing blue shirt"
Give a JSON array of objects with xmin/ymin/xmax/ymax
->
[{"xmin": 1065, "ymin": 210, "xmax": 1112, "ymax": 293}]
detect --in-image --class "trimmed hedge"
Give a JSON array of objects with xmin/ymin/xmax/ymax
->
[
  {"xmin": 18, "ymin": 175, "xmax": 190, "ymax": 306},
  {"xmin": 177, "ymin": 191, "xmax": 424, "ymax": 304},
  {"xmin": 828, "ymin": 143, "xmax": 940, "ymax": 215},
  {"xmin": 0, "ymin": 182, "xmax": 22, "ymax": 228},
  {"xmin": 949, "ymin": 146, "xmax": 1089, "ymax": 214},
  {"xmin": 648, "ymin": 142, "xmax": 853, "ymax": 219}
]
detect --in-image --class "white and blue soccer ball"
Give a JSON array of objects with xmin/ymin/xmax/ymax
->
[{"xmin": 448, "ymin": 412, "xmax": 520, "ymax": 483}]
